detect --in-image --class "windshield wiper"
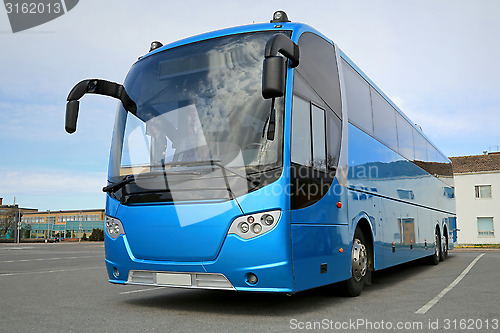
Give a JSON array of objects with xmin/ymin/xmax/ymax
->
[
  {"xmin": 215, "ymin": 162, "xmax": 261, "ymax": 187},
  {"xmin": 150, "ymin": 159, "xmax": 260, "ymax": 186},
  {"xmin": 147, "ymin": 159, "xmax": 222, "ymax": 168},
  {"xmin": 102, "ymin": 170, "xmax": 201, "ymax": 193},
  {"xmin": 103, "ymin": 175, "xmax": 135, "ymax": 193},
  {"xmin": 189, "ymin": 159, "xmax": 261, "ymax": 187},
  {"xmin": 262, "ymin": 98, "xmax": 276, "ymax": 141}
]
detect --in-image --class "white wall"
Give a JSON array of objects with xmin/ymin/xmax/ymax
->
[{"xmin": 454, "ymin": 171, "xmax": 500, "ymax": 244}]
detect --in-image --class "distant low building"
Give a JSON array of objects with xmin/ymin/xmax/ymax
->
[
  {"xmin": 0, "ymin": 197, "xmax": 38, "ymax": 240},
  {"xmin": 450, "ymin": 152, "xmax": 500, "ymax": 244},
  {"xmin": 21, "ymin": 209, "xmax": 105, "ymax": 239}
]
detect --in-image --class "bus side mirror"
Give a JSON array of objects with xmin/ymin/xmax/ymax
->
[
  {"xmin": 262, "ymin": 56, "xmax": 286, "ymax": 99},
  {"xmin": 65, "ymin": 100, "xmax": 79, "ymax": 134},
  {"xmin": 262, "ymin": 34, "xmax": 300, "ymax": 99}
]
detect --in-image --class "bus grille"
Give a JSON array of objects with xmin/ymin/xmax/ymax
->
[{"xmin": 127, "ymin": 270, "xmax": 234, "ymax": 290}]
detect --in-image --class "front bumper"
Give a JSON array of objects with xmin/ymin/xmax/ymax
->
[{"xmin": 105, "ymin": 215, "xmax": 295, "ymax": 293}]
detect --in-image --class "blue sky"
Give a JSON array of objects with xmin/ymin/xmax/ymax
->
[{"xmin": 1, "ymin": 0, "xmax": 499, "ymax": 211}]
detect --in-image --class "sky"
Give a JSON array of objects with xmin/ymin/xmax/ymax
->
[{"xmin": 0, "ymin": 0, "xmax": 499, "ymax": 211}]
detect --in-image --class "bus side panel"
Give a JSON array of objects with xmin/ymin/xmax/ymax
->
[
  {"xmin": 347, "ymin": 124, "xmax": 454, "ymax": 269},
  {"xmin": 291, "ymin": 224, "xmax": 350, "ymax": 292},
  {"xmin": 290, "ymin": 176, "xmax": 352, "ymax": 291},
  {"xmin": 378, "ymin": 198, "xmax": 429, "ymax": 267},
  {"xmin": 346, "ymin": 189, "xmax": 382, "ymax": 269}
]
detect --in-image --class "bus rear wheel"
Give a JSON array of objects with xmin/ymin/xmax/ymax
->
[
  {"xmin": 429, "ymin": 231, "xmax": 440, "ymax": 265},
  {"xmin": 442, "ymin": 231, "xmax": 449, "ymax": 259},
  {"xmin": 342, "ymin": 229, "xmax": 369, "ymax": 297}
]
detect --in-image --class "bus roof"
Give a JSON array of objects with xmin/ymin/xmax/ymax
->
[{"xmin": 143, "ymin": 22, "xmax": 327, "ymax": 59}]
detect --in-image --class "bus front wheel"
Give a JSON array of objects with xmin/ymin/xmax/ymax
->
[{"xmin": 342, "ymin": 229, "xmax": 369, "ymax": 297}]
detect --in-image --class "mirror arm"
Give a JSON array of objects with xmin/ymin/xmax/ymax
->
[
  {"xmin": 65, "ymin": 79, "xmax": 137, "ymax": 134},
  {"xmin": 264, "ymin": 34, "xmax": 300, "ymax": 67},
  {"xmin": 66, "ymin": 79, "xmax": 137, "ymax": 115}
]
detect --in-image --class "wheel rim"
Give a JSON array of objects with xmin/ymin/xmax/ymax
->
[
  {"xmin": 352, "ymin": 238, "xmax": 367, "ymax": 282},
  {"xmin": 435, "ymin": 233, "xmax": 440, "ymax": 257}
]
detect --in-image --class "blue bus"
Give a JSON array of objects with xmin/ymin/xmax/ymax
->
[{"xmin": 65, "ymin": 11, "xmax": 456, "ymax": 296}]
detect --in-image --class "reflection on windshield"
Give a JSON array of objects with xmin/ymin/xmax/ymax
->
[
  {"xmin": 121, "ymin": 104, "xmax": 250, "ymax": 173},
  {"xmin": 108, "ymin": 31, "xmax": 287, "ymax": 203}
]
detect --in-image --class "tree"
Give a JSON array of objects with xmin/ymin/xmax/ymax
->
[
  {"xmin": 0, "ymin": 208, "xmax": 16, "ymax": 239},
  {"xmin": 22, "ymin": 225, "xmax": 31, "ymax": 239},
  {"xmin": 81, "ymin": 232, "xmax": 88, "ymax": 241},
  {"xmin": 88, "ymin": 228, "xmax": 104, "ymax": 241}
]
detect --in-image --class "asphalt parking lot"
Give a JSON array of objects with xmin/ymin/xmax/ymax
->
[{"xmin": 0, "ymin": 243, "xmax": 499, "ymax": 332}]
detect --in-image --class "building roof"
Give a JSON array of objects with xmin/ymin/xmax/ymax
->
[
  {"xmin": 450, "ymin": 153, "xmax": 500, "ymax": 174},
  {"xmin": 22, "ymin": 209, "xmax": 104, "ymax": 216}
]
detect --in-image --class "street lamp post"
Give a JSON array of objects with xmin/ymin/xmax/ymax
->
[
  {"xmin": 46, "ymin": 215, "xmax": 49, "ymax": 242},
  {"xmin": 79, "ymin": 211, "xmax": 82, "ymax": 244},
  {"xmin": 16, "ymin": 210, "xmax": 21, "ymax": 244}
]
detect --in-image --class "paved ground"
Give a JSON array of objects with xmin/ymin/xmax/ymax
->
[{"xmin": 0, "ymin": 243, "xmax": 499, "ymax": 332}]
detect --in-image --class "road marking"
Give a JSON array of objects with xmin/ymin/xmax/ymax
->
[
  {"xmin": 0, "ymin": 247, "xmax": 34, "ymax": 250},
  {"xmin": 119, "ymin": 287, "xmax": 167, "ymax": 295},
  {"xmin": 415, "ymin": 253, "xmax": 485, "ymax": 314},
  {"xmin": 0, "ymin": 255, "xmax": 101, "ymax": 263},
  {"xmin": 0, "ymin": 266, "xmax": 102, "ymax": 277}
]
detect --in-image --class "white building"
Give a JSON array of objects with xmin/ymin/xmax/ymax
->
[{"xmin": 450, "ymin": 153, "xmax": 500, "ymax": 244}]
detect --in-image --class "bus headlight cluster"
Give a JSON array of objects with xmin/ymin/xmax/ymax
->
[
  {"xmin": 105, "ymin": 216, "xmax": 125, "ymax": 239},
  {"xmin": 228, "ymin": 210, "xmax": 281, "ymax": 239}
]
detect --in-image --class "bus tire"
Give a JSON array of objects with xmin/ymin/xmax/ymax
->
[
  {"xmin": 439, "ymin": 235, "xmax": 446, "ymax": 261},
  {"xmin": 442, "ymin": 230, "xmax": 449, "ymax": 259},
  {"xmin": 429, "ymin": 231, "xmax": 440, "ymax": 265},
  {"xmin": 342, "ymin": 228, "xmax": 369, "ymax": 297}
]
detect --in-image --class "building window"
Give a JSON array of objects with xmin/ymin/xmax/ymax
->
[
  {"xmin": 475, "ymin": 185, "xmax": 492, "ymax": 198},
  {"xmin": 477, "ymin": 217, "xmax": 494, "ymax": 237}
]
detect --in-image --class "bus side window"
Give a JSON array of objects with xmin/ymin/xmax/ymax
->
[
  {"xmin": 371, "ymin": 87, "xmax": 398, "ymax": 150},
  {"xmin": 327, "ymin": 112, "xmax": 341, "ymax": 169},
  {"xmin": 396, "ymin": 113, "xmax": 415, "ymax": 161},
  {"xmin": 342, "ymin": 59, "xmax": 373, "ymax": 135},
  {"xmin": 291, "ymin": 95, "xmax": 312, "ymax": 166},
  {"xmin": 427, "ymin": 141, "xmax": 440, "ymax": 163},
  {"xmin": 311, "ymin": 104, "xmax": 326, "ymax": 170},
  {"xmin": 295, "ymin": 32, "xmax": 341, "ymax": 119},
  {"xmin": 413, "ymin": 130, "xmax": 428, "ymax": 162},
  {"xmin": 291, "ymin": 96, "xmax": 327, "ymax": 170}
]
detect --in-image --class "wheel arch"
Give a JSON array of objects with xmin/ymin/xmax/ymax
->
[{"xmin": 435, "ymin": 222, "xmax": 442, "ymax": 238}]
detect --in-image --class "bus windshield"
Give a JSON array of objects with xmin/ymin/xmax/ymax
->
[{"xmin": 108, "ymin": 31, "xmax": 285, "ymax": 203}]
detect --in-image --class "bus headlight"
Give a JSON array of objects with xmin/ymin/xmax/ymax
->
[
  {"xmin": 262, "ymin": 214, "xmax": 274, "ymax": 226},
  {"xmin": 105, "ymin": 216, "xmax": 125, "ymax": 239},
  {"xmin": 239, "ymin": 222, "xmax": 249, "ymax": 233},
  {"xmin": 228, "ymin": 210, "xmax": 281, "ymax": 239}
]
